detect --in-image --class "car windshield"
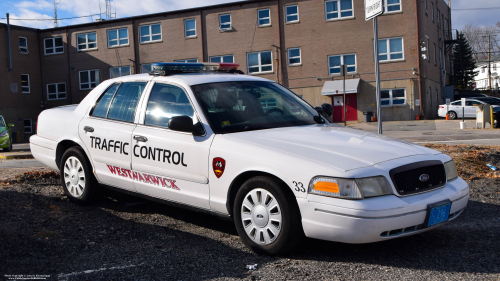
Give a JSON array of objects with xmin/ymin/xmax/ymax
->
[
  {"xmin": 475, "ymin": 98, "xmax": 500, "ymax": 105},
  {"xmin": 191, "ymin": 81, "xmax": 320, "ymax": 133},
  {"xmin": 0, "ymin": 117, "xmax": 5, "ymax": 128}
]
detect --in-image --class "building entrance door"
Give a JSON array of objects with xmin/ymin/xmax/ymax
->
[{"xmin": 332, "ymin": 94, "xmax": 357, "ymax": 122}]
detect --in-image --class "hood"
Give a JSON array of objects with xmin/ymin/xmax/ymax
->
[{"xmin": 225, "ymin": 124, "xmax": 440, "ymax": 171}]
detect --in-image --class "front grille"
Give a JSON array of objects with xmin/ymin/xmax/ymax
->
[{"xmin": 390, "ymin": 160, "xmax": 446, "ymax": 196}]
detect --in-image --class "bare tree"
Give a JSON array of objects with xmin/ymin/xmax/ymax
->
[{"xmin": 462, "ymin": 23, "xmax": 500, "ymax": 62}]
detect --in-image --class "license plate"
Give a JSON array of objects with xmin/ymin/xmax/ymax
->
[{"xmin": 425, "ymin": 200, "xmax": 452, "ymax": 227}]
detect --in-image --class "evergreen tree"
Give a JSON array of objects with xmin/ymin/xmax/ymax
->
[{"xmin": 453, "ymin": 32, "xmax": 478, "ymax": 89}]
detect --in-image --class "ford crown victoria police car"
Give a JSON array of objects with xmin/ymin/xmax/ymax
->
[{"xmin": 30, "ymin": 62, "xmax": 469, "ymax": 255}]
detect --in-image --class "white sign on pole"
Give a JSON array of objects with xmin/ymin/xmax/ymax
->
[
  {"xmin": 446, "ymin": 98, "xmax": 451, "ymax": 105},
  {"xmin": 365, "ymin": 0, "xmax": 383, "ymax": 21},
  {"xmin": 461, "ymin": 98, "xmax": 466, "ymax": 106}
]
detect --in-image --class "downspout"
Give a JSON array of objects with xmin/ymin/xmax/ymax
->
[
  {"xmin": 414, "ymin": 0, "xmax": 423, "ymax": 118},
  {"xmin": 200, "ymin": 9, "xmax": 205, "ymax": 62},
  {"xmin": 276, "ymin": 0, "xmax": 284, "ymax": 85},
  {"xmin": 37, "ymin": 31, "xmax": 45, "ymax": 108},
  {"xmin": 7, "ymin": 13, "xmax": 12, "ymax": 71},
  {"xmin": 65, "ymin": 28, "xmax": 73, "ymax": 104},
  {"xmin": 131, "ymin": 19, "xmax": 139, "ymax": 74}
]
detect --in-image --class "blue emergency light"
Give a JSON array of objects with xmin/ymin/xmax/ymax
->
[{"xmin": 150, "ymin": 62, "xmax": 243, "ymax": 76}]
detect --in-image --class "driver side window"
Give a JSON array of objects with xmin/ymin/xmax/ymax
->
[{"xmin": 144, "ymin": 83, "xmax": 195, "ymax": 129}]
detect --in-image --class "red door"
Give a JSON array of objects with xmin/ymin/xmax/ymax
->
[{"xmin": 331, "ymin": 94, "xmax": 358, "ymax": 122}]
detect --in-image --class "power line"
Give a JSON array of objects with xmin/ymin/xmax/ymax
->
[
  {"xmin": 0, "ymin": 13, "xmax": 104, "ymax": 21},
  {"xmin": 452, "ymin": 7, "xmax": 500, "ymax": 10}
]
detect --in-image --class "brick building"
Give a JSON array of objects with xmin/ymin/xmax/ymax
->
[{"xmin": 1, "ymin": 0, "xmax": 453, "ymax": 142}]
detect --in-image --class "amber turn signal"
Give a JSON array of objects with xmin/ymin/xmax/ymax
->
[{"xmin": 313, "ymin": 181, "xmax": 339, "ymax": 193}]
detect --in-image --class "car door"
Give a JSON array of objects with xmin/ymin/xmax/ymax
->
[
  {"xmin": 447, "ymin": 101, "xmax": 462, "ymax": 117},
  {"xmin": 131, "ymin": 81, "xmax": 213, "ymax": 209},
  {"xmin": 79, "ymin": 81, "xmax": 149, "ymax": 192},
  {"xmin": 465, "ymin": 100, "xmax": 482, "ymax": 118}
]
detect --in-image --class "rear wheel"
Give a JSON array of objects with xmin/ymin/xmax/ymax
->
[
  {"xmin": 233, "ymin": 176, "xmax": 303, "ymax": 255},
  {"xmin": 447, "ymin": 111, "xmax": 457, "ymax": 120},
  {"xmin": 60, "ymin": 147, "xmax": 99, "ymax": 204}
]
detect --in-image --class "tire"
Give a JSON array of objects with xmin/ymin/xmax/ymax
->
[
  {"xmin": 3, "ymin": 139, "xmax": 12, "ymax": 152},
  {"xmin": 447, "ymin": 111, "xmax": 457, "ymax": 120},
  {"xmin": 60, "ymin": 147, "xmax": 100, "ymax": 204},
  {"xmin": 233, "ymin": 176, "xmax": 303, "ymax": 255}
]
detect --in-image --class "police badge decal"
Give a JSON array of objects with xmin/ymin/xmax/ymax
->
[{"xmin": 213, "ymin": 157, "xmax": 226, "ymax": 178}]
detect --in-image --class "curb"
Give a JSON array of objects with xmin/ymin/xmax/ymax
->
[{"xmin": 0, "ymin": 154, "xmax": 34, "ymax": 160}]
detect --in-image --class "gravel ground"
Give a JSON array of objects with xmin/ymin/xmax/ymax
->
[{"xmin": 1, "ymin": 149, "xmax": 499, "ymax": 280}]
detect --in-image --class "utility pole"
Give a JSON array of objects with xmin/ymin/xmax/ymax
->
[{"xmin": 488, "ymin": 34, "xmax": 491, "ymax": 91}]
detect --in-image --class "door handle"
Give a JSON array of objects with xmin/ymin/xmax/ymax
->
[
  {"xmin": 133, "ymin": 135, "xmax": 148, "ymax": 142},
  {"xmin": 84, "ymin": 126, "xmax": 94, "ymax": 132}
]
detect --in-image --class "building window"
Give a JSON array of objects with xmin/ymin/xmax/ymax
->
[
  {"xmin": 108, "ymin": 28, "xmax": 128, "ymax": 47},
  {"xmin": 381, "ymin": 88, "xmax": 406, "ymax": 107},
  {"xmin": 288, "ymin": 48, "xmax": 301, "ymax": 65},
  {"xmin": 77, "ymin": 32, "xmax": 97, "ymax": 51},
  {"xmin": 482, "ymin": 67, "xmax": 485, "ymax": 73},
  {"xmin": 44, "ymin": 37, "xmax": 63, "ymax": 55},
  {"xmin": 428, "ymin": 87, "xmax": 432, "ymax": 106},
  {"xmin": 384, "ymin": 0, "xmax": 401, "ymax": 12},
  {"xmin": 210, "ymin": 55, "xmax": 234, "ymax": 63},
  {"xmin": 21, "ymin": 74, "xmax": 30, "ymax": 93},
  {"xmin": 325, "ymin": 0, "xmax": 353, "ymax": 20},
  {"xmin": 258, "ymin": 9, "xmax": 271, "ymax": 26},
  {"xmin": 260, "ymin": 98, "xmax": 277, "ymax": 110},
  {"xmin": 437, "ymin": 10, "xmax": 440, "ymax": 27},
  {"xmin": 425, "ymin": 0, "xmax": 427, "ymax": 13},
  {"xmin": 24, "ymin": 119, "xmax": 32, "ymax": 134},
  {"xmin": 140, "ymin": 24, "xmax": 162, "ymax": 43},
  {"xmin": 426, "ymin": 37, "xmax": 430, "ymax": 62},
  {"xmin": 79, "ymin": 70, "xmax": 100, "ymax": 90},
  {"xmin": 328, "ymin": 54, "xmax": 356, "ymax": 75},
  {"xmin": 219, "ymin": 14, "xmax": 232, "ymax": 31},
  {"xmin": 439, "ymin": 48, "xmax": 443, "ymax": 68},
  {"xmin": 434, "ymin": 43, "xmax": 437, "ymax": 65},
  {"xmin": 378, "ymin": 37, "xmax": 403, "ymax": 62},
  {"xmin": 19, "ymin": 37, "xmax": 28, "ymax": 53},
  {"xmin": 494, "ymin": 64, "xmax": 497, "ymax": 71},
  {"xmin": 47, "ymin": 83, "xmax": 66, "ymax": 100},
  {"xmin": 247, "ymin": 51, "xmax": 273, "ymax": 74},
  {"xmin": 431, "ymin": 3, "xmax": 434, "ymax": 22},
  {"xmin": 175, "ymin": 59, "xmax": 198, "ymax": 63},
  {"xmin": 110, "ymin": 66, "xmax": 131, "ymax": 78},
  {"xmin": 184, "ymin": 19, "xmax": 196, "ymax": 38},
  {"xmin": 285, "ymin": 5, "xmax": 299, "ymax": 23}
]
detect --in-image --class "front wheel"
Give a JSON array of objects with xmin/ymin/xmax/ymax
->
[
  {"xmin": 233, "ymin": 176, "xmax": 303, "ymax": 255},
  {"xmin": 60, "ymin": 147, "xmax": 99, "ymax": 204},
  {"xmin": 3, "ymin": 139, "xmax": 12, "ymax": 152}
]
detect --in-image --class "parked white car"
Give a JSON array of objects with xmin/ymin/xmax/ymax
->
[
  {"xmin": 30, "ymin": 62, "xmax": 469, "ymax": 255},
  {"xmin": 438, "ymin": 97, "xmax": 500, "ymax": 119}
]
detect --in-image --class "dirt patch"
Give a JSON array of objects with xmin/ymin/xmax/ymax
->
[{"xmin": 1, "ymin": 170, "xmax": 59, "ymax": 187}]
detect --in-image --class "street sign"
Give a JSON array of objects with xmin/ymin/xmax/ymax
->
[
  {"xmin": 472, "ymin": 82, "xmax": 476, "ymax": 89},
  {"xmin": 365, "ymin": 0, "xmax": 383, "ymax": 21}
]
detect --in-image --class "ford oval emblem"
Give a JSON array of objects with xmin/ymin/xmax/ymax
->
[
  {"xmin": 256, "ymin": 214, "xmax": 264, "ymax": 219},
  {"xmin": 419, "ymin": 174, "xmax": 430, "ymax": 182}
]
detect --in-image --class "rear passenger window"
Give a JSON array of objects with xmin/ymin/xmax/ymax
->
[
  {"xmin": 91, "ymin": 83, "xmax": 120, "ymax": 118},
  {"xmin": 107, "ymin": 82, "xmax": 147, "ymax": 122},
  {"xmin": 144, "ymin": 83, "xmax": 195, "ymax": 128}
]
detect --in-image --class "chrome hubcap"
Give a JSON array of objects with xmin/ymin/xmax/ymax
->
[
  {"xmin": 241, "ymin": 188, "xmax": 282, "ymax": 245},
  {"xmin": 63, "ymin": 156, "xmax": 86, "ymax": 198}
]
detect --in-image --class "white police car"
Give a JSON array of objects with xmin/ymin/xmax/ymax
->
[{"xmin": 30, "ymin": 62, "xmax": 469, "ymax": 255}]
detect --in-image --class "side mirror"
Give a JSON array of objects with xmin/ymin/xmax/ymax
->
[
  {"xmin": 315, "ymin": 106, "xmax": 324, "ymax": 116},
  {"xmin": 8, "ymin": 123, "xmax": 14, "ymax": 128},
  {"xmin": 168, "ymin": 116, "xmax": 204, "ymax": 136},
  {"xmin": 321, "ymin": 103, "xmax": 334, "ymax": 117}
]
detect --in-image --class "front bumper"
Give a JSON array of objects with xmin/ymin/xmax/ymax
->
[
  {"xmin": 298, "ymin": 177, "xmax": 469, "ymax": 244},
  {"xmin": 0, "ymin": 135, "xmax": 10, "ymax": 148}
]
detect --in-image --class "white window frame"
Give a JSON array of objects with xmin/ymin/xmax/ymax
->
[
  {"xmin": 24, "ymin": 119, "xmax": 32, "ymax": 134},
  {"xmin": 247, "ymin": 51, "xmax": 273, "ymax": 74},
  {"xmin": 21, "ymin": 74, "xmax": 30, "ymax": 93},
  {"xmin": 46, "ymin": 82, "xmax": 66, "ymax": 101},
  {"xmin": 175, "ymin": 59, "xmax": 198, "ymax": 63},
  {"xmin": 328, "ymin": 53, "xmax": 356, "ymax": 75},
  {"xmin": 257, "ymin": 8, "xmax": 271, "ymax": 27},
  {"xmin": 19, "ymin": 37, "xmax": 28, "ymax": 53},
  {"xmin": 288, "ymin": 48, "xmax": 301, "ymax": 66},
  {"xmin": 140, "ymin": 24, "xmax": 162, "ymax": 43},
  {"xmin": 209, "ymin": 55, "xmax": 234, "ymax": 63},
  {"xmin": 77, "ymin": 32, "xmax": 97, "ymax": 51},
  {"xmin": 44, "ymin": 37, "xmax": 64, "ymax": 55},
  {"xmin": 107, "ymin": 28, "xmax": 129, "ymax": 47},
  {"xmin": 109, "ymin": 66, "xmax": 131, "ymax": 78},
  {"xmin": 381, "ymin": 88, "xmax": 406, "ymax": 107},
  {"xmin": 184, "ymin": 19, "xmax": 197, "ymax": 38},
  {"xmin": 384, "ymin": 0, "xmax": 401, "ymax": 13},
  {"xmin": 325, "ymin": 0, "xmax": 354, "ymax": 21},
  {"xmin": 285, "ymin": 5, "xmax": 299, "ymax": 23},
  {"xmin": 378, "ymin": 37, "xmax": 404, "ymax": 62},
  {"xmin": 219, "ymin": 14, "xmax": 232, "ymax": 31},
  {"xmin": 79, "ymin": 70, "xmax": 100, "ymax": 90}
]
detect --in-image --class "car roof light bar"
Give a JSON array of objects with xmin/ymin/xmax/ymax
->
[{"xmin": 149, "ymin": 62, "xmax": 243, "ymax": 76}]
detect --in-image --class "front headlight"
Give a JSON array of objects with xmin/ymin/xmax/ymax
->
[
  {"xmin": 309, "ymin": 176, "xmax": 393, "ymax": 199},
  {"xmin": 355, "ymin": 176, "xmax": 393, "ymax": 198},
  {"xmin": 444, "ymin": 160, "xmax": 458, "ymax": 181},
  {"xmin": 0, "ymin": 130, "xmax": 7, "ymax": 137}
]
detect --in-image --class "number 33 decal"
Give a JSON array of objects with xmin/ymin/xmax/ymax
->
[{"xmin": 293, "ymin": 181, "xmax": 306, "ymax": 193}]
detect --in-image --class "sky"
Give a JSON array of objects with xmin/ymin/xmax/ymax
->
[{"xmin": 0, "ymin": 0, "xmax": 498, "ymax": 30}]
